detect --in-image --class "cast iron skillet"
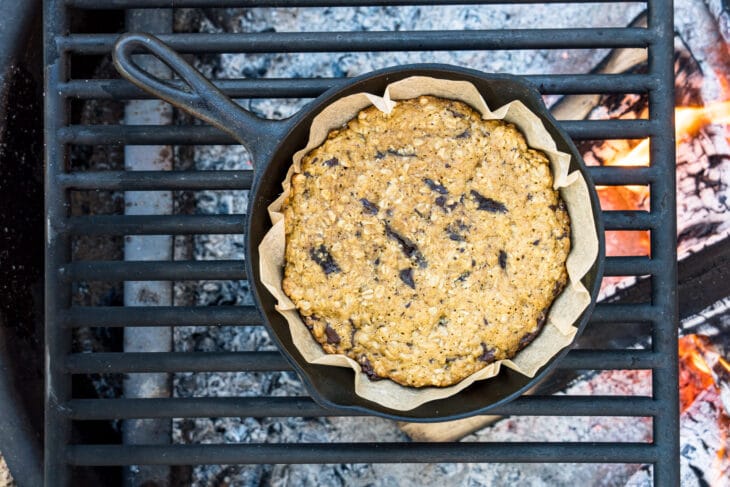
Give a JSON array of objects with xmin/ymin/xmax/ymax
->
[{"xmin": 113, "ymin": 33, "xmax": 605, "ymax": 422}]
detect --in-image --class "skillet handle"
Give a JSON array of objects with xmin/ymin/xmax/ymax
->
[{"xmin": 113, "ymin": 32, "xmax": 284, "ymax": 168}]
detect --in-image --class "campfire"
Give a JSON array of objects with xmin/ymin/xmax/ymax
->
[{"xmin": 583, "ymin": 42, "xmax": 730, "ymax": 481}]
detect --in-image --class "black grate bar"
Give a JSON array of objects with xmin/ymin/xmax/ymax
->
[
  {"xmin": 602, "ymin": 211, "xmax": 655, "ymax": 230},
  {"xmin": 604, "ymin": 256, "xmax": 655, "ymax": 276},
  {"xmin": 58, "ymin": 120, "xmax": 656, "ymax": 145},
  {"xmin": 63, "ymin": 305, "xmax": 261, "ymax": 327},
  {"xmin": 65, "ymin": 349, "xmax": 660, "ymax": 374},
  {"xmin": 60, "ymin": 170, "xmax": 253, "ymax": 190},
  {"xmin": 646, "ymin": 0, "xmax": 679, "ymax": 484},
  {"xmin": 61, "ymin": 304, "xmax": 653, "ymax": 328},
  {"xmin": 59, "ymin": 74, "xmax": 657, "ymax": 100},
  {"xmin": 66, "ymin": 0, "xmax": 648, "ymax": 8},
  {"xmin": 60, "ymin": 29, "xmax": 655, "ymax": 55},
  {"xmin": 65, "ymin": 396, "xmax": 659, "ymax": 420},
  {"xmin": 588, "ymin": 166, "xmax": 656, "ymax": 185},
  {"xmin": 67, "ymin": 443, "xmax": 658, "ymax": 466},
  {"xmin": 65, "ymin": 214, "xmax": 245, "ymax": 235},
  {"xmin": 590, "ymin": 303, "xmax": 655, "ymax": 322},
  {"xmin": 66, "ymin": 351, "xmax": 291, "ymax": 373},
  {"xmin": 59, "ymin": 260, "xmax": 245, "ymax": 282}
]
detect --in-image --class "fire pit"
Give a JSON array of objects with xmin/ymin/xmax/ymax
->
[{"xmin": 32, "ymin": 0, "xmax": 703, "ymax": 485}]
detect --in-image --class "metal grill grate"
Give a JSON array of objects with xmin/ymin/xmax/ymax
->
[{"xmin": 44, "ymin": 1, "xmax": 678, "ymax": 485}]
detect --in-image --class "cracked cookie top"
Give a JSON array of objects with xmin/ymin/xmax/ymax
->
[{"xmin": 281, "ymin": 95, "xmax": 570, "ymax": 388}]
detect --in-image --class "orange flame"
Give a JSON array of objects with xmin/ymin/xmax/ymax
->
[
  {"xmin": 597, "ymin": 101, "xmax": 730, "ymax": 260},
  {"xmin": 678, "ymin": 335, "xmax": 730, "ymax": 413},
  {"xmin": 602, "ymin": 100, "xmax": 730, "ymax": 170}
]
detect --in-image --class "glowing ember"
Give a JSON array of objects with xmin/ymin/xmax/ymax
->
[{"xmin": 678, "ymin": 335, "xmax": 730, "ymax": 413}]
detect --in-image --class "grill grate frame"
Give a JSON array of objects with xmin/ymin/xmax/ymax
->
[{"xmin": 44, "ymin": 1, "xmax": 678, "ymax": 485}]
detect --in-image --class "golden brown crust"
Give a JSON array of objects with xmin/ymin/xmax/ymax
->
[{"xmin": 281, "ymin": 96, "xmax": 570, "ymax": 388}]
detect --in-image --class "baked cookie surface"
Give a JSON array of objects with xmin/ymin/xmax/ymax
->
[{"xmin": 281, "ymin": 96, "xmax": 570, "ymax": 388}]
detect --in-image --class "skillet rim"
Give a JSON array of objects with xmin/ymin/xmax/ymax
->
[{"xmin": 246, "ymin": 64, "xmax": 606, "ymax": 422}]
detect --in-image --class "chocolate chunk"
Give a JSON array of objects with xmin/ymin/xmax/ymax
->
[
  {"xmin": 483, "ymin": 317, "xmax": 489, "ymax": 326},
  {"xmin": 446, "ymin": 222, "xmax": 467, "ymax": 242},
  {"xmin": 373, "ymin": 257, "xmax": 380, "ymax": 266},
  {"xmin": 434, "ymin": 195, "xmax": 459, "ymax": 212},
  {"xmin": 359, "ymin": 356, "xmax": 380, "ymax": 380},
  {"xmin": 399, "ymin": 268, "xmax": 415, "ymax": 289},
  {"xmin": 375, "ymin": 151, "xmax": 386, "ymax": 160},
  {"xmin": 385, "ymin": 224, "xmax": 427, "ymax": 268},
  {"xmin": 479, "ymin": 343, "xmax": 496, "ymax": 363},
  {"xmin": 549, "ymin": 204, "xmax": 558, "ymax": 211},
  {"xmin": 424, "ymin": 178, "xmax": 448, "ymax": 194},
  {"xmin": 455, "ymin": 128, "xmax": 471, "ymax": 139},
  {"xmin": 552, "ymin": 281, "xmax": 565, "ymax": 298},
  {"xmin": 323, "ymin": 157, "xmax": 340, "ymax": 167},
  {"xmin": 498, "ymin": 250, "xmax": 507, "ymax": 269},
  {"xmin": 325, "ymin": 324, "xmax": 341, "ymax": 345},
  {"xmin": 359, "ymin": 198, "xmax": 379, "ymax": 215},
  {"xmin": 447, "ymin": 107, "xmax": 466, "ymax": 118},
  {"xmin": 532, "ymin": 239, "xmax": 541, "ymax": 246},
  {"xmin": 303, "ymin": 171, "xmax": 313, "ymax": 178},
  {"xmin": 387, "ymin": 148, "xmax": 417, "ymax": 158},
  {"xmin": 471, "ymin": 190, "xmax": 508, "ymax": 213},
  {"xmin": 527, "ymin": 193, "xmax": 533, "ymax": 201},
  {"xmin": 518, "ymin": 312, "xmax": 548, "ymax": 350},
  {"xmin": 309, "ymin": 244, "xmax": 341, "ymax": 275},
  {"xmin": 456, "ymin": 271, "xmax": 471, "ymax": 282}
]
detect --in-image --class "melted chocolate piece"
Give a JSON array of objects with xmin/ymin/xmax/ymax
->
[
  {"xmin": 359, "ymin": 198, "xmax": 379, "ymax": 215},
  {"xmin": 385, "ymin": 224, "xmax": 427, "ymax": 268},
  {"xmin": 434, "ymin": 195, "xmax": 459, "ymax": 212},
  {"xmin": 325, "ymin": 324, "xmax": 341, "ymax": 345},
  {"xmin": 479, "ymin": 343, "xmax": 496, "ymax": 363},
  {"xmin": 399, "ymin": 268, "xmax": 416, "ymax": 289},
  {"xmin": 518, "ymin": 312, "xmax": 548, "ymax": 350},
  {"xmin": 456, "ymin": 271, "xmax": 471, "ymax": 282},
  {"xmin": 446, "ymin": 221, "xmax": 469, "ymax": 242},
  {"xmin": 471, "ymin": 190, "xmax": 508, "ymax": 213},
  {"xmin": 359, "ymin": 356, "xmax": 380, "ymax": 380},
  {"xmin": 309, "ymin": 245, "xmax": 341, "ymax": 275},
  {"xmin": 447, "ymin": 107, "xmax": 466, "ymax": 118},
  {"xmin": 423, "ymin": 177, "xmax": 448, "ymax": 194},
  {"xmin": 323, "ymin": 157, "xmax": 340, "ymax": 167},
  {"xmin": 455, "ymin": 128, "xmax": 471, "ymax": 139},
  {"xmin": 498, "ymin": 250, "xmax": 507, "ymax": 269}
]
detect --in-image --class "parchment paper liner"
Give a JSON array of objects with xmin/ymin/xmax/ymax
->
[{"xmin": 260, "ymin": 76, "xmax": 599, "ymax": 411}]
